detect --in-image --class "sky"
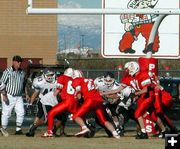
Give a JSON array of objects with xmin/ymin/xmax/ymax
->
[
  {"xmin": 57, "ymin": 0, "xmax": 102, "ymax": 26},
  {"xmin": 57, "ymin": 0, "xmax": 102, "ymax": 50}
]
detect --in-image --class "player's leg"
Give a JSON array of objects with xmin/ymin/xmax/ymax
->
[
  {"xmin": 26, "ymin": 101, "xmax": 46, "ymax": 137},
  {"xmin": 95, "ymin": 106, "xmax": 120, "ymax": 139},
  {"xmin": 73, "ymin": 100, "xmax": 92, "ymax": 136},
  {"xmin": 59, "ymin": 112, "xmax": 68, "ymax": 136},
  {"xmin": 42, "ymin": 102, "xmax": 68, "ymax": 137},
  {"xmin": 53, "ymin": 112, "xmax": 68, "ymax": 136},
  {"xmin": 134, "ymin": 94, "xmax": 154, "ymax": 139}
]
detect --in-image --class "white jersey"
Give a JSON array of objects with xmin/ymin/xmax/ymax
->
[
  {"xmin": 32, "ymin": 75, "xmax": 58, "ymax": 106},
  {"xmin": 94, "ymin": 76, "xmax": 135, "ymax": 108},
  {"xmin": 94, "ymin": 76, "xmax": 123, "ymax": 92}
]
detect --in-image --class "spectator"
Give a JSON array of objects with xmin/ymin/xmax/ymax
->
[{"xmin": 0, "ymin": 55, "xmax": 30, "ymax": 136}]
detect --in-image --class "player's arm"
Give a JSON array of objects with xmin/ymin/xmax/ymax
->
[
  {"xmin": 135, "ymin": 87, "xmax": 148, "ymax": 96},
  {"xmin": 54, "ymin": 83, "xmax": 63, "ymax": 96},
  {"xmin": 28, "ymin": 78, "xmax": 40, "ymax": 105},
  {"xmin": 135, "ymin": 76, "xmax": 152, "ymax": 96},
  {"xmin": 74, "ymin": 85, "xmax": 82, "ymax": 100},
  {"xmin": 25, "ymin": 85, "xmax": 31, "ymax": 102},
  {"xmin": 76, "ymin": 92, "xmax": 82, "ymax": 100},
  {"xmin": 100, "ymin": 85, "xmax": 125, "ymax": 96},
  {"xmin": 29, "ymin": 91, "xmax": 39, "ymax": 105}
]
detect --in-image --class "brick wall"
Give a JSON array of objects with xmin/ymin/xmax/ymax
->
[{"xmin": 0, "ymin": 0, "xmax": 57, "ymax": 67}]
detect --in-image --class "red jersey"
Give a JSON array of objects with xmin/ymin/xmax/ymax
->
[
  {"xmin": 130, "ymin": 72, "xmax": 152, "ymax": 91},
  {"xmin": 121, "ymin": 75, "xmax": 133, "ymax": 86},
  {"xmin": 57, "ymin": 75, "xmax": 74, "ymax": 99},
  {"xmin": 72, "ymin": 77, "xmax": 102, "ymax": 100}
]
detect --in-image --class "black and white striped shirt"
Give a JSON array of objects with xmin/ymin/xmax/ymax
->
[{"xmin": 0, "ymin": 67, "xmax": 26, "ymax": 96}]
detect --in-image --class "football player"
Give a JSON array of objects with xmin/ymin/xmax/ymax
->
[
  {"xmin": 98, "ymin": 73, "xmax": 138, "ymax": 136},
  {"xmin": 72, "ymin": 70, "xmax": 120, "ymax": 139},
  {"xmin": 149, "ymin": 72, "xmax": 178, "ymax": 137},
  {"xmin": 42, "ymin": 68, "xmax": 87, "ymax": 137},
  {"xmin": 94, "ymin": 72, "xmax": 127, "ymax": 135},
  {"xmin": 124, "ymin": 61, "xmax": 171, "ymax": 139},
  {"xmin": 26, "ymin": 68, "xmax": 65, "ymax": 137}
]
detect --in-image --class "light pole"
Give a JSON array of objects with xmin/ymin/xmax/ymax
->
[{"xmin": 81, "ymin": 34, "xmax": 85, "ymax": 50}]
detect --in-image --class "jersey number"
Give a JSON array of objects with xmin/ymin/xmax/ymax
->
[
  {"xmin": 84, "ymin": 79, "xmax": 95, "ymax": 91},
  {"xmin": 67, "ymin": 81, "xmax": 75, "ymax": 95}
]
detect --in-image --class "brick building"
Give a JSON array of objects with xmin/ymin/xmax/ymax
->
[{"xmin": 0, "ymin": 0, "xmax": 57, "ymax": 70}]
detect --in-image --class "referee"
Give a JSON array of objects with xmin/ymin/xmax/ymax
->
[{"xmin": 0, "ymin": 55, "xmax": 29, "ymax": 136}]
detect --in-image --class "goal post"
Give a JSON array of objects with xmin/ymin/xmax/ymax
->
[
  {"xmin": 26, "ymin": 0, "xmax": 180, "ymax": 15},
  {"xmin": 27, "ymin": 8, "xmax": 180, "ymax": 15}
]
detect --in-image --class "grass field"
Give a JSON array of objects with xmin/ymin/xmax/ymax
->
[{"xmin": 0, "ymin": 127, "xmax": 165, "ymax": 149}]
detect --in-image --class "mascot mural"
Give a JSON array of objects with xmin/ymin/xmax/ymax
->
[{"xmin": 119, "ymin": 0, "xmax": 159, "ymax": 54}]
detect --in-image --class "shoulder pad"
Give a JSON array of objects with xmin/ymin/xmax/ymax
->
[{"xmin": 32, "ymin": 76, "xmax": 45, "ymax": 89}]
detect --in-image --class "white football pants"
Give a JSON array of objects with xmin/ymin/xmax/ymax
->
[{"xmin": 1, "ymin": 94, "xmax": 25, "ymax": 129}]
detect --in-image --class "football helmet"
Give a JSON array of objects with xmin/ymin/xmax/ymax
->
[
  {"xmin": 104, "ymin": 72, "xmax": 115, "ymax": 87},
  {"xmin": 124, "ymin": 62, "xmax": 130, "ymax": 69},
  {"xmin": 64, "ymin": 68, "xmax": 74, "ymax": 77},
  {"xmin": 125, "ymin": 61, "xmax": 140, "ymax": 76},
  {"xmin": 73, "ymin": 70, "xmax": 84, "ymax": 79},
  {"xmin": 43, "ymin": 68, "xmax": 56, "ymax": 83}
]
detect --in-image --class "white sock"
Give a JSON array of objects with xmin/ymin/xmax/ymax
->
[
  {"xmin": 141, "ymin": 128, "xmax": 146, "ymax": 133},
  {"xmin": 82, "ymin": 126, "xmax": 87, "ymax": 130},
  {"xmin": 112, "ymin": 131, "xmax": 118, "ymax": 136},
  {"xmin": 16, "ymin": 127, "xmax": 21, "ymax": 131}
]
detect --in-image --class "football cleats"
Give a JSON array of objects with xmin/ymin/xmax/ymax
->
[
  {"xmin": 73, "ymin": 70, "xmax": 84, "ymax": 79},
  {"xmin": 104, "ymin": 72, "xmax": 115, "ymax": 87},
  {"xmin": 64, "ymin": 68, "xmax": 74, "ymax": 77},
  {"xmin": 43, "ymin": 68, "xmax": 55, "ymax": 83},
  {"xmin": 125, "ymin": 61, "xmax": 140, "ymax": 76}
]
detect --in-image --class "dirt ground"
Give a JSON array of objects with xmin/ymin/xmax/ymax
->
[{"xmin": 0, "ymin": 127, "xmax": 165, "ymax": 149}]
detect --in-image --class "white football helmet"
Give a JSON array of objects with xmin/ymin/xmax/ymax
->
[
  {"xmin": 104, "ymin": 72, "xmax": 115, "ymax": 87},
  {"xmin": 125, "ymin": 61, "xmax": 140, "ymax": 76},
  {"xmin": 124, "ymin": 62, "xmax": 130, "ymax": 69},
  {"xmin": 43, "ymin": 68, "xmax": 56, "ymax": 83},
  {"xmin": 64, "ymin": 68, "xmax": 74, "ymax": 77},
  {"xmin": 73, "ymin": 70, "xmax": 84, "ymax": 79}
]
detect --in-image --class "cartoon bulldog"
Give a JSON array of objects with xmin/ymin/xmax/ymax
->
[{"xmin": 119, "ymin": 0, "xmax": 159, "ymax": 54}]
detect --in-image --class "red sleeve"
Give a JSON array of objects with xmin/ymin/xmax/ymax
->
[
  {"xmin": 56, "ymin": 76, "xmax": 65, "ymax": 91},
  {"xmin": 140, "ymin": 72, "xmax": 152, "ymax": 88}
]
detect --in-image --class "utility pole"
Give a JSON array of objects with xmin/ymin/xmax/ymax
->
[
  {"xmin": 63, "ymin": 34, "xmax": 66, "ymax": 50},
  {"xmin": 81, "ymin": 34, "xmax": 85, "ymax": 49}
]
